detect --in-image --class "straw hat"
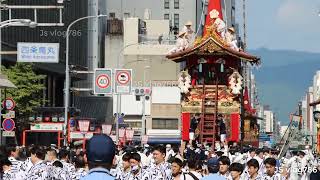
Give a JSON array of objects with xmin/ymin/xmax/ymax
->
[
  {"xmin": 228, "ymin": 27, "xmax": 235, "ymax": 33},
  {"xmin": 185, "ymin": 21, "xmax": 192, "ymax": 26},
  {"xmin": 178, "ymin": 31, "xmax": 186, "ymax": 37},
  {"xmin": 209, "ymin": 9, "xmax": 219, "ymax": 19}
]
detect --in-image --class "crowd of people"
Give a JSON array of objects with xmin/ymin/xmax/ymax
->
[{"xmin": 0, "ymin": 134, "xmax": 320, "ymax": 180}]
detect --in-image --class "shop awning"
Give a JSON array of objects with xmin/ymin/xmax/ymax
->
[{"xmin": 0, "ymin": 74, "xmax": 16, "ymax": 88}]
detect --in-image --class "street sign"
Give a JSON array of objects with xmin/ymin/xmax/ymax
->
[
  {"xmin": 9, "ymin": 111, "xmax": 15, "ymax": 118},
  {"xmin": 115, "ymin": 69, "xmax": 132, "ymax": 94},
  {"xmin": 141, "ymin": 135, "xmax": 149, "ymax": 144},
  {"xmin": 125, "ymin": 129, "xmax": 134, "ymax": 141},
  {"xmin": 70, "ymin": 132, "xmax": 94, "ymax": 139},
  {"xmin": 2, "ymin": 119, "xmax": 15, "ymax": 131},
  {"xmin": 2, "ymin": 131, "xmax": 15, "ymax": 137},
  {"xmin": 2, "ymin": 98, "xmax": 15, "ymax": 110},
  {"xmin": 30, "ymin": 123, "xmax": 63, "ymax": 131},
  {"xmin": 2, "ymin": 113, "xmax": 10, "ymax": 119},
  {"xmin": 17, "ymin": 42, "xmax": 59, "ymax": 63},
  {"xmin": 102, "ymin": 124, "xmax": 112, "ymax": 135},
  {"xmin": 94, "ymin": 68, "xmax": 112, "ymax": 94}
]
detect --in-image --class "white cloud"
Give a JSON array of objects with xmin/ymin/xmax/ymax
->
[{"xmin": 276, "ymin": 0, "xmax": 320, "ymax": 29}]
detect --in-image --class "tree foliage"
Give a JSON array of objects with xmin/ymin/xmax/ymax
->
[{"xmin": 1, "ymin": 63, "xmax": 46, "ymax": 117}]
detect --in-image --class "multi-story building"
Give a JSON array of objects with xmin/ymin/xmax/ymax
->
[
  {"xmin": 106, "ymin": 0, "xmax": 237, "ymax": 34},
  {"xmin": 256, "ymin": 105, "xmax": 265, "ymax": 132},
  {"xmin": 106, "ymin": 0, "xmax": 198, "ymax": 32},
  {"xmin": 110, "ymin": 17, "xmax": 181, "ymax": 143},
  {"xmin": 105, "ymin": 1, "xmax": 238, "ymax": 143},
  {"xmin": 2, "ymin": 0, "xmax": 109, "ymax": 118},
  {"xmin": 264, "ymin": 109, "xmax": 274, "ymax": 133},
  {"xmin": 302, "ymin": 87, "xmax": 314, "ymax": 144},
  {"xmin": 1, "ymin": 0, "xmax": 110, "ymax": 146}
]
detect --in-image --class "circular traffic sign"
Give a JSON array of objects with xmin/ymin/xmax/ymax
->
[
  {"xmin": 2, "ymin": 98, "xmax": 15, "ymax": 110},
  {"xmin": 116, "ymin": 71, "xmax": 130, "ymax": 85},
  {"xmin": 96, "ymin": 74, "xmax": 110, "ymax": 88},
  {"xmin": 2, "ymin": 119, "xmax": 15, "ymax": 131},
  {"xmin": 314, "ymin": 111, "xmax": 320, "ymax": 121}
]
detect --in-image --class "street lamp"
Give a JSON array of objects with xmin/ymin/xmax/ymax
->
[
  {"xmin": 141, "ymin": 66, "xmax": 150, "ymax": 139},
  {"xmin": 64, "ymin": 15, "xmax": 107, "ymax": 146},
  {"xmin": 0, "ymin": 18, "xmax": 37, "ymax": 145}
]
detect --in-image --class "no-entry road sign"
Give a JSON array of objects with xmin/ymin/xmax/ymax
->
[
  {"xmin": 115, "ymin": 69, "xmax": 132, "ymax": 94},
  {"xmin": 94, "ymin": 68, "xmax": 112, "ymax": 94}
]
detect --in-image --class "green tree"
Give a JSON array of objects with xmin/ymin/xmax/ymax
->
[{"xmin": 1, "ymin": 63, "xmax": 46, "ymax": 117}]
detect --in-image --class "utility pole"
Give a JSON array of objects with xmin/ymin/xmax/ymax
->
[{"xmin": 0, "ymin": 1, "xmax": 63, "ymax": 145}]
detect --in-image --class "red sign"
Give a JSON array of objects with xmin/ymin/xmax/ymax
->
[
  {"xmin": 181, "ymin": 112, "xmax": 190, "ymax": 141},
  {"xmin": 102, "ymin": 124, "xmax": 112, "ymax": 135},
  {"xmin": 2, "ymin": 119, "xmax": 15, "ymax": 131},
  {"xmin": 116, "ymin": 71, "xmax": 130, "ymax": 85},
  {"xmin": 141, "ymin": 135, "xmax": 149, "ymax": 144},
  {"xmin": 125, "ymin": 129, "xmax": 134, "ymax": 141},
  {"xmin": 96, "ymin": 74, "xmax": 110, "ymax": 88},
  {"xmin": 119, "ymin": 128, "xmax": 126, "ymax": 138},
  {"xmin": 2, "ymin": 98, "xmax": 15, "ymax": 110},
  {"xmin": 78, "ymin": 120, "xmax": 90, "ymax": 132},
  {"xmin": 228, "ymin": 113, "xmax": 240, "ymax": 142}
]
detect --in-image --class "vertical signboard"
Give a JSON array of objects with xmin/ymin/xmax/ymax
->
[
  {"xmin": 94, "ymin": 68, "xmax": 112, "ymax": 95},
  {"xmin": 114, "ymin": 69, "xmax": 132, "ymax": 94}
]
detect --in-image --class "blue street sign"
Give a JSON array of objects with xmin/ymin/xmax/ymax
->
[{"xmin": 2, "ymin": 118, "xmax": 15, "ymax": 131}]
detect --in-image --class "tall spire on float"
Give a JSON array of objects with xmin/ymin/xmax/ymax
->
[{"xmin": 203, "ymin": 0, "xmax": 223, "ymax": 36}]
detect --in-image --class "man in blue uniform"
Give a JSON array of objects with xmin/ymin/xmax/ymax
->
[{"xmin": 81, "ymin": 134, "xmax": 116, "ymax": 180}]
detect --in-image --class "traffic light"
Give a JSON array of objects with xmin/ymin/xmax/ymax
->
[{"xmin": 134, "ymin": 88, "xmax": 152, "ymax": 101}]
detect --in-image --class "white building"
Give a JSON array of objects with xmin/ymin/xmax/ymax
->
[
  {"xmin": 104, "ymin": 0, "xmax": 237, "ymax": 143},
  {"xmin": 301, "ymin": 87, "xmax": 314, "ymax": 137},
  {"xmin": 108, "ymin": 17, "xmax": 181, "ymax": 143},
  {"xmin": 256, "ymin": 105, "xmax": 265, "ymax": 133},
  {"xmin": 264, "ymin": 110, "xmax": 274, "ymax": 133}
]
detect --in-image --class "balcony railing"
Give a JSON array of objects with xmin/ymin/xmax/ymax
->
[{"xmin": 138, "ymin": 34, "xmax": 176, "ymax": 45}]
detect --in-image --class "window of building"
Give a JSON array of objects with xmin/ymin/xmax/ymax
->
[
  {"xmin": 124, "ymin": 13, "xmax": 130, "ymax": 18},
  {"xmin": 152, "ymin": 118, "xmax": 178, "ymax": 129},
  {"xmin": 174, "ymin": 14, "xmax": 179, "ymax": 29},
  {"xmin": 109, "ymin": 12, "xmax": 115, "ymax": 18},
  {"xmin": 125, "ymin": 121, "xmax": 142, "ymax": 129},
  {"xmin": 164, "ymin": 0, "xmax": 170, "ymax": 9},
  {"xmin": 174, "ymin": 0, "xmax": 179, "ymax": 9},
  {"xmin": 164, "ymin": 14, "xmax": 170, "ymax": 20}
]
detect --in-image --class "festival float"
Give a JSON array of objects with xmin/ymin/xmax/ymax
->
[{"xmin": 166, "ymin": 0, "xmax": 261, "ymax": 148}]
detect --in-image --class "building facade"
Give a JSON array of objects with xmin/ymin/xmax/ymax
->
[
  {"xmin": 106, "ymin": 0, "xmax": 198, "ymax": 32},
  {"xmin": 264, "ymin": 109, "xmax": 274, "ymax": 133},
  {"xmin": 2, "ymin": 0, "xmax": 109, "ymax": 123},
  {"xmin": 110, "ymin": 17, "xmax": 180, "ymax": 143}
]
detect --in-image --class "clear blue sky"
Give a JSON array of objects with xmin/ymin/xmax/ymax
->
[{"xmin": 237, "ymin": 0, "xmax": 320, "ymax": 53}]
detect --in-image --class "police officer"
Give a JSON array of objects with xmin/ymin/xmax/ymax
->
[{"xmin": 81, "ymin": 134, "xmax": 116, "ymax": 180}]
